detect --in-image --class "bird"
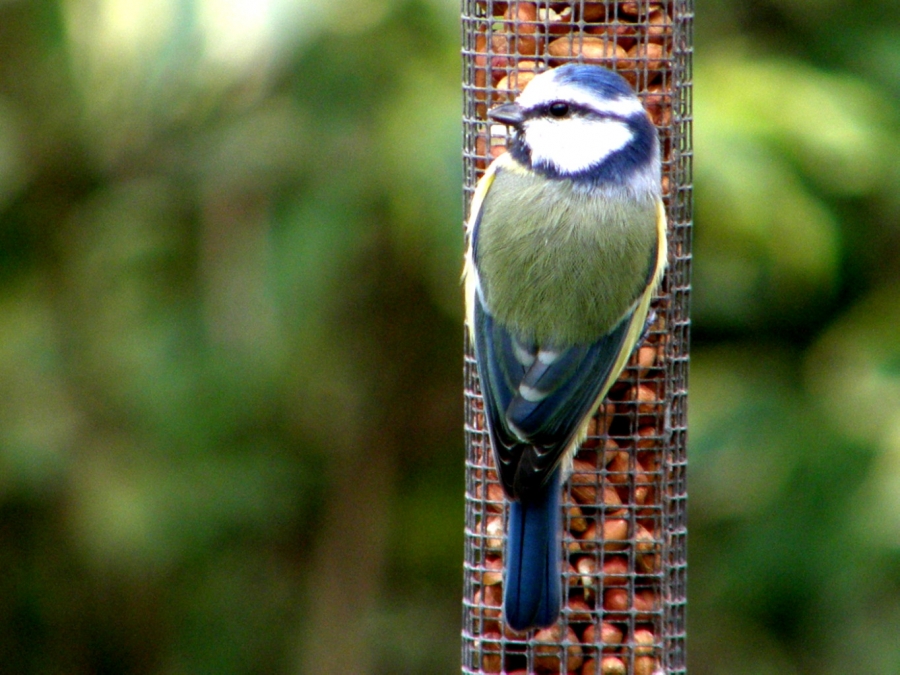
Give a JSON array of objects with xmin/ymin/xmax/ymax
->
[{"xmin": 463, "ymin": 63, "xmax": 667, "ymax": 631}]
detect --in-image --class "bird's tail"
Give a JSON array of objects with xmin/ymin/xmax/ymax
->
[{"xmin": 503, "ymin": 470, "xmax": 562, "ymax": 631}]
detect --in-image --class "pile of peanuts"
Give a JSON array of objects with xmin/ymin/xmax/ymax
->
[{"xmin": 464, "ymin": 3, "xmax": 676, "ymax": 674}]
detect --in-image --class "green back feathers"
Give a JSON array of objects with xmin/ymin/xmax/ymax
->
[{"xmin": 476, "ymin": 166, "xmax": 659, "ymax": 345}]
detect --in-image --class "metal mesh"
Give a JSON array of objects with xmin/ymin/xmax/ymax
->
[{"xmin": 461, "ymin": 1, "xmax": 692, "ymax": 673}]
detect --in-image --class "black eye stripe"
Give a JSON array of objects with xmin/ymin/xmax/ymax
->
[{"xmin": 528, "ymin": 101, "xmax": 634, "ymax": 123}]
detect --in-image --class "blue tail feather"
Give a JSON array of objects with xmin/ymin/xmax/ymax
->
[{"xmin": 503, "ymin": 470, "xmax": 562, "ymax": 631}]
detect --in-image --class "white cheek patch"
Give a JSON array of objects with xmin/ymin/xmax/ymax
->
[{"xmin": 524, "ymin": 117, "xmax": 634, "ymax": 174}]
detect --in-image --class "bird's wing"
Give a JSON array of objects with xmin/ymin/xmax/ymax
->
[{"xmin": 473, "ymin": 287, "xmax": 647, "ymax": 501}]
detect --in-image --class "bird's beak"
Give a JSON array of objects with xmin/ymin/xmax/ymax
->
[{"xmin": 488, "ymin": 102, "xmax": 525, "ymax": 126}]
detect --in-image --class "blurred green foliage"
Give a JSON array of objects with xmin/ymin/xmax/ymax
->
[
  {"xmin": 0, "ymin": 0, "xmax": 899, "ymax": 673},
  {"xmin": 692, "ymin": 2, "xmax": 900, "ymax": 674}
]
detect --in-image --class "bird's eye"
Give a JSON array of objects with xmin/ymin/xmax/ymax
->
[{"xmin": 548, "ymin": 102, "xmax": 570, "ymax": 117}]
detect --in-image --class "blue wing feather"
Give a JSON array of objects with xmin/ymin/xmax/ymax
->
[
  {"xmin": 507, "ymin": 315, "xmax": 632, "ymax": 444},
  {"xmin": 474, "ymin": 285, "xmax": 639, "ymax": 500},
  {"xmin": 474, "ymin": 301, "xmax": 526, "ymax": 466}
]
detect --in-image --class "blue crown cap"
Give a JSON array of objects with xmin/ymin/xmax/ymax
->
[{"xmin": 552, "ymin": 64, "xmax": 636, "ymax": 99}]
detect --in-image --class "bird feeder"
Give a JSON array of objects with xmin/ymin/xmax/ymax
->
[{"xmin": 461, "ymin": 1, "xmax": 692, "ymax": 673}]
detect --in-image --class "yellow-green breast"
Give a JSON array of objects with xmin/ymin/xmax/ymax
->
[{"xmin": 475, "ymin": 165, "xmax": 658, "ymax": 345}]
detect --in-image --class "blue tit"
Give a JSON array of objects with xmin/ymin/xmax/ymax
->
[{"xmin": 464, "ymin": 64, "xmax": 667, "ymax": 631}]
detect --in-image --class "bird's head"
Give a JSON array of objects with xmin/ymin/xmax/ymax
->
[{"xmin": 488, "ymin": 64, "xmax": 659, "ymax": 185}]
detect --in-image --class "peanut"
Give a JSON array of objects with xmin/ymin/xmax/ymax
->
[
  {"xmin": 476, "ymin": 583, "xmax": 502, "ymax": 611},
  {"xmin": 566, "ymin": 561, "xmax": 581, "ymax": 587},
  {"xmin": 580, "ymin": 2, "xmax": 608, "ymax": 22},
  {"xmin": 501, "ymin": 2, "xmax": 540, "ymax": 56},
  {"xmin": 538, "ymin": 5, "xmax": 575, "ymax": 35},
  {"xmin": 634, "ymin": 588, "xmax": 658, "ymax": 619},
  {"xmin": 547, "ymin": 37, "xmax": 627, "ymax": 67},
  {"xmin": 605, "ymin": 451, "xmax": 631, "ymax": 485},
  {"xmin": 566, "ymin": 595, "xmax": 593, "ymax": 623},
  {"xmin": 637, "ymin": 550, "xmax": 661, "ymax": 575},
  {"xmin": 635, "ymin": 463, "xmax": 654, "ymax": 505},
  {"xmin": 570, "ymin": 458, "xmax": 601, "ymax": 504},
  {"xmin": 634, "ymin": 656, "xmax": 660, "ymax": 675},
  {"xmin": 533, "ymin": 625, "xmax": 583, "ymax": 673},
  {"xmin": 575, "ymin": 555, "xmax": 598, "ymax": 591},
  {"xmin": 474, "ymin": 134, "xmax": 489, "ymax": 170},
  {"xmin": 637, "ymin": 344, "xmax": 657, "ymax": 376},
  {"xmin": 493, "ymin": 62, "xmax": 538, "ymax": 100},
  {"xmin": 585, "ymin": 401, "xmax": 616, "ymax": 443},
  {"xmin": 571, "ymin": 468, "xmax": 624, "ymax": 507},
  {"xmin": 583, "ymin": 620, "xmax": 624, "ymax": 648},
  {"xmin": 476, "ymin": 630, "xmax": 502, "ymax": 673},
  {"xmin": 644, "ymin": 83, "xmax": 672, "ymax": 127},
  {"xmin": 627, "ymin": 41, "xmax": 666, "ymax": 72},
  {"xmin": 603, "ymin": 587, "xmax": 629, "ymax": 614},
  {"xmin": 625, "ymin": 382, "xmax": 662, "ymax": 427},
  {"xmin": 646, "ymin": 9, "xmax": 673, "ymax": 43},
  {"xmin": 601, "ymin": 656, "xmax": 628, "ymax": 675},
  {"xmin": 633, "ymin": 627, "xmax": 656, "ymax": 656},
  {"xmin": 620, "ymin": 2, "xmax": 662, "ymax": 17},
  {"xmin": 483, "ymin": 515, "xmax": 504, "ymax": 550},
  {"xmin": 636, "ymin": 426, "xmax": 661, "ymax": 470},
  {"xmin": 585, "ymin": 23, "xmax": 638, "ymax": 52},
  {"xmin": 476, "ymin": 482, "xmax": 505, "ymax": 513},
  {"xmin": 602, "ymin": 556, "xmax": 630, "ymax": 586},
  {"xmin": 481, "ymin": 556, "xmax": 503, "ymax": 585},
  {"xmin": 472, "ymin": 586, "xmax": 502, "ymax": 633},
  {"xmin": 579, "ymin": 517, "xmax": 629, "ymax": 553},
  {"xmin": 601, "ymin": 438, "xmax": 621, "ymax": 466},
  {"xmin": 567, "ymin": 503, "xmax": 589, "ymax": 534}
]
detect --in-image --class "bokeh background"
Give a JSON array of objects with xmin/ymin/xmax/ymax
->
[{"xmin": 1, "ymin": 0, "xmax": 899, "ymax": 673}]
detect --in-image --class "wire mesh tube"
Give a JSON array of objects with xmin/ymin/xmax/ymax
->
[{"xmin": 461, "ymin": 1, "xmax": 691, "ymax": 673}]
